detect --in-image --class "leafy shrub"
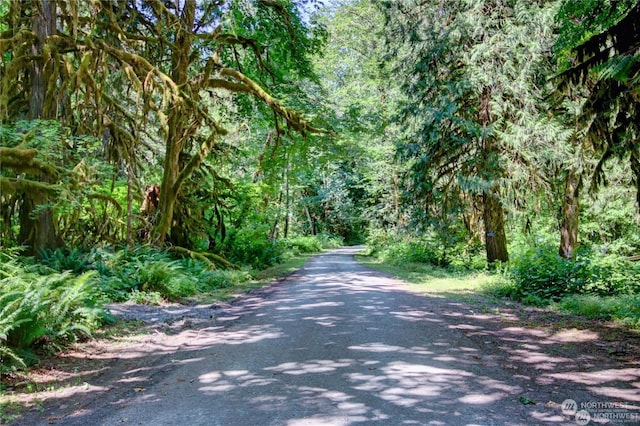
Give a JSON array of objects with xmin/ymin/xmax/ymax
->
[
  {"xmin": 197, "ymin": 269, "xmax": 253, "ymax": 291},
  {"xmin": 556, "ymin": 294, "xmax": 640, "ymax": 326},
  {"xmin": 557, "ymin": 295, "xmax": 618, "ymax": 320},
  {"xmin": 224, "ymin": 225, "xmax": 284, "ymax": 269},
  {"xmin": 39, "ymin": 247, "xmax": 93, "ymax": 274},
  {"xmin": 506, "ymin": 243, "xmax": 640, "ymax": 302},
  {"xmin": 315, "ymin": 233, "xmax": 344, "ymax": 249},
  {"xmin": 284, "ymin": 235, "xmax": 323, "ymax": 254},
  {"xmin": 128, "ymin": 290, "xmax": 163, "ymax": 305},
  {"xmin": 364, "ymin": 228, "xmax": 396, "ymax": 256},
  {"xmin": 0, "ymin": 253, "xmax": 107, "ymax": 371},
  {"xmin": 481, "ymin": 275, "xmax": 519, "ymax": 299},
  {"xmin": 365, "ymin": 229, "xmax": 473, "ymax": 268}
]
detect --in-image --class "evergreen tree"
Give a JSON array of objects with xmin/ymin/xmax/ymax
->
[
  {"xmin": 555, "ymin": 0, "xmax": 640, "ymax": 205},
  {"xmin": 380, "ymin": 0, "xmax": 560, "ymax": 264}
]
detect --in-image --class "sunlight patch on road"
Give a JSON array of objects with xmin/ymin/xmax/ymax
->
[
  {"xmin": 265, "ymin": 359, "xmax": 353, "ymax": 375},
  {"xmin": 277, "ymin": 301, "xmax": 345, "ymax": 311},
  {"xmin": 547, "ymin": 328, "xmax": 599, "ymax": 343},
  {"xmin": 588, "ymin": 386, "xmax": 640, "ymax": 402},
  {"xmin": 198, "ymin": 369, "xmax": 277, "ymax": 394},
  {"xmin": 285, "ymin": 386, "xmax": 389, "ymax": 426},
  {"xmin": 390, "ymin": 309, "xmax": 442, "ymax": 323},
  {"xmin": 543, "ymin": 368, "xmax": 640, "ymax": 385},
  {"xmin": 302, "ymin": 314, "xmax": 343, "ymax": 327},
  {"xmin": 458, "ymin": 392, "xmax": 505, "ymax": 404},
  {"xmin": 348, "ymin": 342, "xmax": 433, "ymax": 356},
  {"xmin": 287, "ymin": 415, "xmax": 366, "ymax": 426},
  {"xmin": 508, "ymin": 349, "xmax": 574, "ymax": 370},
  {"xmin": 349, "ymin": 361, "xmax": 474, "ymax": 405}
]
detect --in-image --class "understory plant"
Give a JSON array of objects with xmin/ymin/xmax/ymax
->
[
  {"xmin": 506, "ymin": 242, "xmax": 640, "ymax": 302},
  {"xmin": 0, "ymin": 251, "xmax": 107, "ymax": 372}
]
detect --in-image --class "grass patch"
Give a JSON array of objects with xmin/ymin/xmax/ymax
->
[
  {"xmin": 356, "ymin": 254, "xmax": 498, "ymax": 295},
  {"xmin": 183, "ymin": 253, "xmax": 312, "ymax": 304},
  {"xmin": 358, "ymin": 245, "xmax": 640, "ymax": 332},
  {"xmin": 554, "ymin": 294, "xmax": 640, "ymax": 327}
]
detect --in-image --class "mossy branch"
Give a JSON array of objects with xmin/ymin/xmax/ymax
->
[
  {"xmin": 168, "ymin": 246, "xmax": 237, "ymax": 270},
  {"xmin": 0, "ymin": 177, "xmax": 60, "ymax": 196},
  {"xmin": 0, "ymin": 147, "xmax": 60, "ymax": 178},
  {"xmin": 87, "ymin": 193, "xmax": 123, "ymax": 214},
  {"xmin": 218, "ymin": 68, "xmax": 327, "ymax": 136}
]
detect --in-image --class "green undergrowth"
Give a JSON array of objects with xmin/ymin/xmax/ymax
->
[
  {"xmin": 0, "ymin": 234, "xmax": 338, "ymax": 374},
  {"xmin": 358, "ymin": 236, "xmax": 640, "ymax": 329},
  {"xmin": 0, "ymin": 249, "xmax": 111, "ymax": 376},
  {"xmin": 183, "ymin": 254, "xmax": 311, "ymax": 305},
  {"xmin": 355, "ymin": 254, "xmax": 499, "ymax": 295}
]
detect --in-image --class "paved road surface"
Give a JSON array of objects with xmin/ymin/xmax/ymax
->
[{"xmin": 12, "ymin": 247, "xmax": 638, "ymax": 425}]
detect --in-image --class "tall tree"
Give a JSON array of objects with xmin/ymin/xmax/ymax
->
[
  {"xmin": 0, "ymin": 0, "xmax": 64, "ymax": 255},
  {"xmin": 382, "ymin": 1, "xmax": 552, "ymax": 263},
  {"xmin": 310, "ymin": 0, "xmax": 401, "ymax": 235},
  {"xmin": 552, "ymin": 0, "xmax": 640, "ymax": 257},
  {"xmin": 380, "ymin": 0, "xmax": 562, "ymax": 264},
  {"xmin": 555, "ymin": 0, "xmax": 640, "ymax": 204}
]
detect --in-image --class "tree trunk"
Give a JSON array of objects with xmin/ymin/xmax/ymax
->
[
  {"xmin": 20, "ymin": 0, "xmax": 62, "ymax": 257},
  {"xmin": 392, "ymin": 167, "xmax": 400, "ymax": 227},
  {"xmin": 153, "ymin": 0, "xmax": 195, "ymax": 245},
  {"xmin": 304, "ymin": 205, "xmax": 316, "ymax": 235},
  {"xmin": 559, "ymin": 169, "xmax": 580, "ymax": 259},
  {"xmin": 284, "ymin": 159, "xmax": 290, "ymax": 239},
  {"xmin": 483, "ymin": 190, "xmax": 509, "ymax": 264},
  {"xmin": 155, "ymin": 141, "xmax": 181, "ymax": 245},
  {"xmin": 126, "ymin": 166, "xmax": 134, "ymax": 246},
  {"xmin": 478, "ymin": 87, "xmax": 508, "ymax": 265}
]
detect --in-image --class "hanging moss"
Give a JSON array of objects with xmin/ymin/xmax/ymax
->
[
  {"xmin": 0, "ymin": 147, "xmax": 60, "ymax": 178},
  {"xmin": 0, "ymin": 177, "xmax": 59, "ymax": 196}
]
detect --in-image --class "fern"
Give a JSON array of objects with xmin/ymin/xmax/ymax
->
[{"xmin": 0, "ymin": 258, "xmax": 106, "ymax": 369}]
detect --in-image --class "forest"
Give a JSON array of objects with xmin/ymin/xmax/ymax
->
[{"xmin": 1, "ymin": 0, "xmax": 639, "ymax": 374}]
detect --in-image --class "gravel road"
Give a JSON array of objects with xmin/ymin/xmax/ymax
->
[{"xmin": 9, "ymin": 247, "xmax": 640, "ymax": 425}]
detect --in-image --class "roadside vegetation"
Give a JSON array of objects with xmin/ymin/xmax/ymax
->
[
  {"xmin": 360, "ymin": 222, "xmax": 640, "ymax": 328},
  {"xmin": 0, "ymin": 234, "xmax": 341, "ymax": 377}
]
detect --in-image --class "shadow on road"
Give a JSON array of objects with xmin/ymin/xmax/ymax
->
[{"xmin": 8, "ymin": 247, "xmax": 640, "ymax": 425}]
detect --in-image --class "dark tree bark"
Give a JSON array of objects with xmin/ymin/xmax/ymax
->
[
  {"xmin": 284, "ymin": 159, "xmax": 290, "ymax": 239},
  {"xmin": 559, "ymin": 169, "xmax": 580, "ymax": 259},
  {"xmin": 20, "ymin": 0, "xmax": 63, "ymax": 257},
  {"xmin": 479, "ymin": 88, "xmax": 508, "ymax": 265},
  {"xmin": 483, "ymin": 190, "xmax": 509, "ymax": 264}
]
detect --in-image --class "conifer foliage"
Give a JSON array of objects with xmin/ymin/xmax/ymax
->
[{"xmin": 380, "ymin": 0, "xmax": 559, "ymax": 264}]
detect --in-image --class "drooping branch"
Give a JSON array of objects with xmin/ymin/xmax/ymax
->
[
  {"xmin": 0, "ymin": 177, "xmax": 59, "ymax": 196},
  {"xmin": 0, "ymin": 147, "xmax": 60, "ymax": 178},
  {"xmin": 558, "ymin": 2, "xmax": 640, "ymax": 86},
  {"xmin": 218, "ymin": 67, "xmax": 327, "ymax": 136}
]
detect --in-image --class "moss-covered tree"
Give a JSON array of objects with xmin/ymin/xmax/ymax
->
[{"xmin": 1, "ymin": 0, "xmax": 326, "ymax": 251}]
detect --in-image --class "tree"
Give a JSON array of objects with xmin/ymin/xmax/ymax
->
[
  {"xmin": 551, "ymin": 0, "xmax": 640, "ymax": 257},
  {"xmin": 309, "ymin": 0, "xmax": 401, "ymax": 237},
  {"xmin": 0, "ymin": 1, "xmax": 63, "ymax": 255},
  {"xmin": 380, "ymin": 0, "xmax": 561, "ymax": 264},
  {"xmin": 555, "ymin": 0, "xmax": 640, "ymax": 205},
  {"xmin": 1, "ymin": 0, "xmax": 326, "ymax": 251}
]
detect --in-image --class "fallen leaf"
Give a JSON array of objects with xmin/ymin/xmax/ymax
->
[{"xmin": 518, "ymin": 396, "xmax": 536, "ymax": 405}]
